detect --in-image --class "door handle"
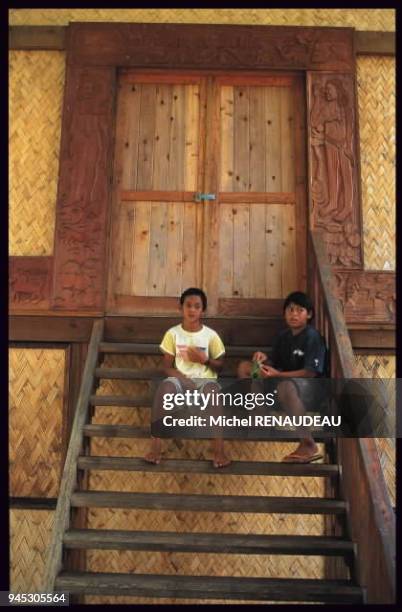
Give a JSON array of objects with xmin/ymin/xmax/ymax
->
[{"xmin": 194, "ymin": 193, "xmax": 216, "ymax": 202}]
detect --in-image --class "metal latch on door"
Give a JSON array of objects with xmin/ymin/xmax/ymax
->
[{"xmin": 194, "ymin": 193, "xmax": 216, "ymax": 202}]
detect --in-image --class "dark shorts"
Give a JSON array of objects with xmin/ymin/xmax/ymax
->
[{"xmin": 257, "ymin": 377, "xmax": 329, "ymax": 413}]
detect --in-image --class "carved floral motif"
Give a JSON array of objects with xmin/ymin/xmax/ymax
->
[
  {"xmin": 10, "ymin": 258, "xmax": 51, "ymax": 309},
  {"xmin": 70, "ymin": 23, "xmax": 354, "ymax": 72},
  {"xmin": 52, "ymin": 67, "xmax": 113, "ymax": 310},
  {"xmin": 332, "ymin": 271, "xmax": 395, "ymax": 324}
]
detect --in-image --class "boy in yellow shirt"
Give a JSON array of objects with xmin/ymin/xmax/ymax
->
[{"xmin": 144, "ymin": 287, "xmax": 230, "ymax": 468}]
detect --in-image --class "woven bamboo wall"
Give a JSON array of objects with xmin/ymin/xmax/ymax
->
[
  {"xmin": 9, "ymin": 51, "xmax": 65, "ymax": 256},
  {"xmin": 9, "ymin": 348, "xmax": 66, "ymax": 497},
  {"xmin": 84, "ymin": 353, "xmax": 328, "ymax": 604},
  {"xmin": 10, "ymin": 509, "xmax": 54, "ymax": 593},
  {"xmin": 355, "ymin": 354, "xmax": 395, "ymax": 507},
  {"xmin": 357, "ymin": 57, "xmax": 395, "ymax": 271},
  {"xmin": 9, "ymin": 9, "xmax": 395, "ymax": 30}
]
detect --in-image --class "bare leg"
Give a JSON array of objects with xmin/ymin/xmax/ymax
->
[
  {"xmin": 237, "ymin": 360, "xmax": 252, "ymax": 379},
  {"xmin": 276, "ymin": 380, "xmax": 321, "ymax": 462},
  {"xmin": 145, "ymin": 436, "xmax": 162, "ymax": 465},
  {"xmin": 203, "ymin": 382, "xmax": 231, "ymax": 468},
  {"xmin": 144, "ymin": 379, "xmax": 177, "ymax": 464}
]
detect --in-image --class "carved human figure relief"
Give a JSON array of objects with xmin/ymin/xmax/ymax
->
[
  {"xmin": 311, "ymin": 78, "xmax": 354, "ymax": 223},
  {"xmin": 309, "ymin": 73, "xmax": 362, "ymax": 267}
]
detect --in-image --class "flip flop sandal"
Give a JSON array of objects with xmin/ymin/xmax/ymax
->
[{"xmin": 281, "ymin": 452, "xmax": 323, "ymax": 464}]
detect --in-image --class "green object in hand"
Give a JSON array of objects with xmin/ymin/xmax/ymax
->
[{"xmin": 251, "ymin": 360, "xmax": 262, "ymax": 379}]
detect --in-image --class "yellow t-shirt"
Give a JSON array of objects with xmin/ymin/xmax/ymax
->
[{"xmin": 160, "ymin": 324, "xmax": 225, "ymax": 379}]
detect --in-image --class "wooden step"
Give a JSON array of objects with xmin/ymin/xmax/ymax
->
[
  {"xmin": 95, "ymin": 367, "xmax": 237, "ymax": 380},
  {"xmin": 82, "ymin": 424, "xmax": 329, "ymax": 442},
  {"xmin": 63, "ymin": 528, "xmax": 353, "ymax": 556},
  {"xmin": 83, "ymin": 425, "xmax": 149, "ymax": 438},
  {"xmin": 81, "ymin": 424, "xmax": 331, "ymax": 442},
  {"xmin": 77, "ymin": 456, "xmax": 339, "ymax": 478},
  {"xmin": 90, "ymin": 395, "xmax": 151, "ymax": 407},
  {"xmin": 55, "ymin": 572, "xmax": 363, "ymax": 602},
  {"xmin": 70, "ymin": 491, "xmax": 346, "ymax": 514},
  {"xmin": 95, "ymin": 368, "xmax": 163, "ymax": 380},
  {"xmin": 99, "ymin": 342, "xmax": 269, "ymax": 357}
]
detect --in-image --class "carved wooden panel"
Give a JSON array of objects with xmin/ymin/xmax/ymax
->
[
  {"xmin": 308, "ymin": 73, "xmax": 362, "ymax": 268},
  {"xmin": 332, "ymin": 271, "xmax": 395, "ymax": 324},
  {"xmin": 9, "ymin": 257, "xmax": 52, "ymax": 310},
  {"xmin": 52, "ymin": 65, "xmax": 115, "ymax": 310},
  {"xmin": 68, "ymin": 23, "xmax": 354, "ymax": 72}
]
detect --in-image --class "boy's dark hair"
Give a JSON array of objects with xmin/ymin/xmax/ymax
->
[
  {"xmin": 180, "ymin": 287, "xmax": 207, "ymax": 311},
  {"xmin": 283, "ymin": 291, "xmax": 314, "ymax": 319}
]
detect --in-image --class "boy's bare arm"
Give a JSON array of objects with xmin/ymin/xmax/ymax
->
[{"xmin": 186, "ymin": 346, "xmax": 224, "ymax": 373}]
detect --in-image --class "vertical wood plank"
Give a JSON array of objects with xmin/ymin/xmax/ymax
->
[
  {"xmin": 265, "ymin": 87, "xmax": 282, "ymax": 192},
  {"xmin": 136, "ymin": 84, "xmax": 156, "ymax": 191},
  {"xmin": 165, "ymin": 202, "xmax": 184, "ymax": 296},
  {"xmin": 182, "ymin": 203, "xmax": 198, "ymax": 291},
  {"xmin": 195, "ymin": 78, "xmax": 207, "ymax": 288},
  {"xmin": 249, "ymin": 87, "xmax": 266, "ymax": 192},
  {"xmin": 120, "ymin": 203, "xmax": 136, "ymax": 295},
  {"xmin": 249, "ymin": 204, "xmax": 267, "ymax": 298},
  {"xmin": 233, "ymin": 86, "xmax": 250, "ymax": 192},
  {"xmin": 184, "ymin": 84, "xmax": 200, "ymax": 191},
  {"xmin": 153, "ymin": 85, "xmax": 172, "ymax": 190},
  {"xmin": 148, "ymin": 202, "xmax": 168, "ymax": 296},
  {"xmin": 168, "ymin": 85, "xmax": 185, "ymax": 191},
  {"xmin": 131, "ymin": 202, "xmax": 151, "ymax": 296},
  {"xmin": 233, "ymin": 204, "xmax": 250, "ymax": 297},
  {"xmin": 220, "ymin": 86, "xmax": 234, "ymax": 192},
  {"xmin": 218, "ymin": 204, "xmax": 234, "ymax": 297},
  {"xmin": 280, "ymin": 86, "xmax": 295, "ymax": 192},
  {"xmin": 121, "ymin": 83, "xmax": 141, "ymax": 190},
  {"xmin": 202, "ymin": 77, "xmax": 220, "ymax": 313},
  {"xmin": 293, "ymin": 77, "xmax": 308, "ymax": 291},
  {"xmin": 281, "ymin": 205, "xmax": 297, "ymax": 295},
  {"xmin": 265, "ymin": 205, "xmax": 282, "ymax": 298}
]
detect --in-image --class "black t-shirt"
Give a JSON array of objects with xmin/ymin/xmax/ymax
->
[{"xmin": 270, "ymin": 325, "xmax": 327, "ymax": 376}]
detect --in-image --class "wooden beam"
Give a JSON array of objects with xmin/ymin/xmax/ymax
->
[
  {"xmin": 9, "ymin": 26, "xmax": 395, "ymax": 57},
  {"xmin": 9, "ymin": 497, "xmax": 58, "ymax": 510},
  {"xmin": 9, "ymin": 315, "xmax": 97, "ymax": 342},
  {"xmin": 355, "ymin": 31, "xmax": 395, "ymax": 56},
  {"xmin": 9, "ymin": 25, "xmax": 67, "ymax": 50},
  {"xmin": 349, "ymin": 328, "xmax": 395, "ymax": 350}
]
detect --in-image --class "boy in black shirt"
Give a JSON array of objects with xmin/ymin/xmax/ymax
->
[{"xmin": 238, "ymin": 292, "xmax": 327, "ymax": 463}]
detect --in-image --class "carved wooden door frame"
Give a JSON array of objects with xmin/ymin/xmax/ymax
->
[{"xmin": 51, "ymin": 22, "xmax": 363, "ymax": 313}]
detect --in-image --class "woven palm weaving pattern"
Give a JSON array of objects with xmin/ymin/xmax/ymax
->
[
  {"xmin": 10, "ymin": 509, "xmax": 54, "ymax": 593},
  {"xmin": 357, "ymin": 57, "xmax": 395, "ymax": 271},
  {"xmin": 9, "ymin": 51, "xmax": 65, "ymax": 255},
  {"xmin": 9, "ymin": 9, "xmax": 395, "ymax": 30},
  {"xmin": 9, "ymin": 348, "xmax": 65, "ymax": 497}
]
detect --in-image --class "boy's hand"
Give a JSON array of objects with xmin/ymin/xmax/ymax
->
[
  {"xmin": 186, "ymin": 346, "xmax": 208, "ymax": 364},
  {"xmin": 260, "ymin": 365, "xmax": 280, "ymax": 378},
  {"xmin": 252, "ymin": 351, "xmax": 267, "ymax": 364}
]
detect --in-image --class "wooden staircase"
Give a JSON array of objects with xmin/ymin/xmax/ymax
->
[
  {"xmin": 44, "ymin": 232, "xmax": 395, "ymax": 603},
  {"xmin": 45, "ymin": 333, "xmax": 363, "ymax": 604}
]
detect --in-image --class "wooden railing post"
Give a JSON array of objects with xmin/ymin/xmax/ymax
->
[{"xmin": 43, "ymin": 318, "xmax": 104, "ymax": 591}]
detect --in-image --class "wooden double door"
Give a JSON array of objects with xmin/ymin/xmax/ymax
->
[{"xmin": 107, "ymin": 70, "xmax": 307, "ymax": 315}]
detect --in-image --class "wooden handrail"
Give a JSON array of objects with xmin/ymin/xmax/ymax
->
[
  {"xmin": 43, "ymin": 319, "xmax": 104, "ymax": 591},
  {"xmin": 308, "ymin": 230, "xmax": 395, "ymax": 602}
]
